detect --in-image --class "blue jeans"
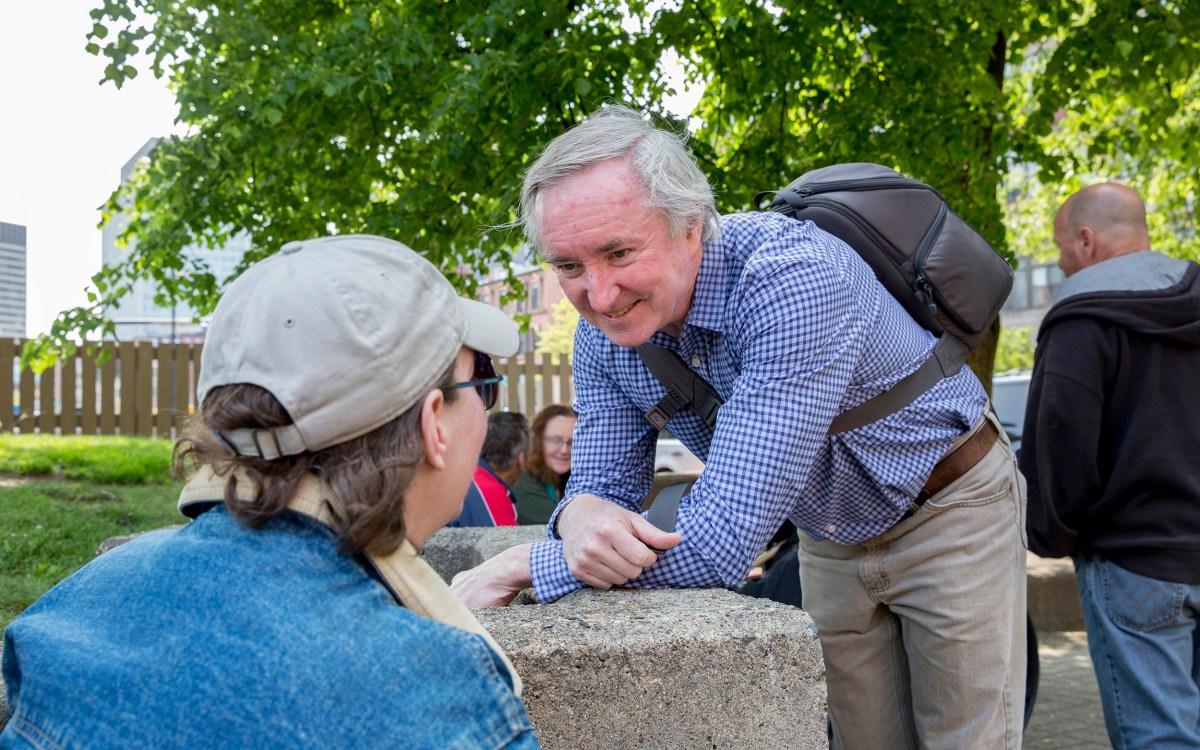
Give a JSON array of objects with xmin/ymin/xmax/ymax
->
[{"xmin": 1075, "ymin": 554, "xmax": 1200, "ymax": 749}]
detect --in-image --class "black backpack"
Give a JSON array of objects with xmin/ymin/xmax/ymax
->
[
  {"xmin": 639, "ymin": 162, "xmax": 1013, "ymax": 436},
  {"xmin": 760, "ymin": 163, "xmax": 1012, "ymax": 362}
]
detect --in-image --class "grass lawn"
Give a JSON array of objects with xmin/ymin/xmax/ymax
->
[{"xmin": 0, "ymin": 436, "xmax": 184, "ymax": 631}]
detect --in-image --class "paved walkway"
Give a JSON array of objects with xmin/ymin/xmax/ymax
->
[{"xmin": 1024, "ymin": 630, "xmax": 1110, "ymax": 749}]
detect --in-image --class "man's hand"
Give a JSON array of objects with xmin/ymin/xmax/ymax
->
[
  {"xmin": 451, "ymin": 543, "xmax": 534, "ymax": 608},
  {"xmin": 557, "ymin": 494, "xmax": 683, "ymax": 589}
]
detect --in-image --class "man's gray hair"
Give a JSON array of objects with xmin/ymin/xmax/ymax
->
[{"xmin": 519, "ymin": 105, "xmax": 720, "ymax": 253}]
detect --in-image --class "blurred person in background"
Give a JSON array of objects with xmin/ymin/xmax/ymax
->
[
  {"xmin": 1022, "ymin": 183, "xmax": 1200, "ymax": 749},
  {"xmin": 449, "ymin": 411, "xmax": 530, "ymax": 527},
  {"xmin": 512, "ymin": 404, "xmax": 577, "ymax": 525}
]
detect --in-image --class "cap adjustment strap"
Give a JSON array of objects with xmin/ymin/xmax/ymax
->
[{"xmin": 219, "ymin": 424, "xmax": 308, "ymax": 460}]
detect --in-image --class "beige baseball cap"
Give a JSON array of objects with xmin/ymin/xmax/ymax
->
[{"xmin": 198, "ymin": 234, "xmax": 518, "ymax": 459}]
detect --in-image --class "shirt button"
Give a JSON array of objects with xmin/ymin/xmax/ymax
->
[
  {"xmin": 690, "ymin": 356, "xmax": 702, "ymax": 367},
  {"xmin": 826, "ymin": 524, "xmax": 837, "ymax": 534}
]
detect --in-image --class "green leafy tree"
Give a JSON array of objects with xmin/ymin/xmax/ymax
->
[
  {"xmin": 657, "ymin": 1, "xmax": 1200, "ymax": 383},
  {"xmin": 32, "ymin": 0, "xmax": 676, "ymax": 368},
  {"xmin": 994, "ymin": 325, "xmax": 1036, "ymax": 374},
  {"xmin": 28, "ymin": 0, "xmax": 1200, "ymax": 384},
  {"xmin": 1004, "ymin": 8, "xmax": 1200, "ymax": 263},
  {"xmin": 535, "ymin": 296, "xmax": 579, "ymax": 359}
]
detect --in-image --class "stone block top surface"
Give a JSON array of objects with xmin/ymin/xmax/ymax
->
[{"xmin": 482, "ymin": 586, "xmax": 819, "ymax": 651}]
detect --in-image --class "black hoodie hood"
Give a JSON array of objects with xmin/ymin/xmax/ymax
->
[{"xmin": 1038, "ymin": 255, "xmax": 1200, "ymax": 347}]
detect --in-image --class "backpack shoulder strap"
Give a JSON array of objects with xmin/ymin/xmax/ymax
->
[
  {"xmin": 643, "ymin": 480, "xmax": 692, "ymax": 533},
  {"xmin": 635, "ymin": 343, "xmax": 723, "ymax": 430},
  {"xmin": 638, "ymin": 336, "xmax": 966, "ymax": 437},
  {"xmin": 826, "ymin": 335, "xmax": 968, "ymax": 434},
  {"xmin": 634, "ymin": 338, "xmax": 964, "ymax": 532}
]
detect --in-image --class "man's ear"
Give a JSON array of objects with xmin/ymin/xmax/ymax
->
[
  {"xmin": 419, "ymin": 389, "xmax": 449, "ymax": 470},
  {"xmin": 1079, "ymin": 226, "xmax": 1098, "ymax": 261},
  {"xmin": 516, "ymin": 451, "xmax": 527, "ymax": 471}
]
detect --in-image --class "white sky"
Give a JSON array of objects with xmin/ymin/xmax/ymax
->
[{"xmin": 0, "ymin": 1, "xmax": 184, "ymax": 338}]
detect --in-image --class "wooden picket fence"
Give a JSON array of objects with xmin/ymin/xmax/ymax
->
[{"xmin": 1, "ymin": 338, "xmax": 573, "ymax": 439}]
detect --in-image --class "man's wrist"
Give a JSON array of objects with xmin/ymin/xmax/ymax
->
[
  {"xmin": 503, "ymin": 543, "xmax": 534, "ymax": 589},
  {"xmin": 547, "ymin": 493, "xmax": 580, "ymax": 540}
]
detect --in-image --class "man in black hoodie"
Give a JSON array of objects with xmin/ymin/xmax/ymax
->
[{"xmin": 1021, "ymin": 182, "xmax": 1200, "ymax": 749}]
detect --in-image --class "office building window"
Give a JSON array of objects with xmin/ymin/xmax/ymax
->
[
  {"xmin": 1005, "ymin": 267, "xmax": 1030, "ymax": 310},
  {"xmin": 1003, "ymin": 257, "xmax": 1063, "ymax": 311},
  {"xmin": 1031, "ymin": 263, "xmax": 1064, "ymax": 306}
]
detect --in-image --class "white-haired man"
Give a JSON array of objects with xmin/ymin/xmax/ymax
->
[{"xmin": 455, "ymin": 106, "xmax": 1027, "ymax": 749}]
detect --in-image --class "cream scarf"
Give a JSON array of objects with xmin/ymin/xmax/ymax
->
[{"xmin": 178, "ymin": 466, "xmax": 522, "ymax": 694}]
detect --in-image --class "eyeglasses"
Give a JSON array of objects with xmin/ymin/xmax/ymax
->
[
  {"xmin": 544, "ymin": 436, "xmax": 573, "ymax": 449},
  {"xmin": 449, "ymin": 351, "xmax": 504, "ymax": 410}
]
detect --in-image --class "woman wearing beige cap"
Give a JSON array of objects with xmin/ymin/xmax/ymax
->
[{"xmin": 0, "ymin": 236, "xmax": 539, "ymax": 749}]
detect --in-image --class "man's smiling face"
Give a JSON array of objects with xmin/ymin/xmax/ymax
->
[{"xmin": 536, "ymin": 157, "xmax": 704, "ymax": 348}]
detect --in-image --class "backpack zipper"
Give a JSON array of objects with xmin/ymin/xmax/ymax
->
[
  {"xmin": 912, "ymin": 203, "xmax": 975, "ymax": 333},
  {"xmin": 912, "ymin": 203, "xmax": 947, "ymax": 320},
  {"xmin": 792, "ymin": 176, "xmax": 945, "ymax": 201},
  {"xmin": 781, "ymin": 196, "xmax": 907, "ymax": 266}
]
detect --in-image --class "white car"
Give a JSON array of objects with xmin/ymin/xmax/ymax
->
[
  {"xmin": 654, "ymin": 433, "xmax": 705, "ymax": 474},
  {"xmin": 992, "ymin": 371, "xmax": 1032, "ymax": 453}
]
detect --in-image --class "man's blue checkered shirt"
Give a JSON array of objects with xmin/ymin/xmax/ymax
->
[{"xmin": 530, "ymin": 211, "xmax": 986, "ymax": 602}]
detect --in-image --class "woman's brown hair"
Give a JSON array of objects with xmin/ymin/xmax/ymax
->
[
  {"xmin": 525, "ymin": 403, "xmax": 578, "ymax": 487},
  {"xmin": 173, "ymin": 363, "xmax": 457, "ymax": 558}
]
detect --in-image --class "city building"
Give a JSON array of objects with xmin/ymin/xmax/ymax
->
[
  {"xmin": 102, "ymin": 139, "xmax": 245, "ymax": 342},
  {"xmin": 1000, "ymin": 255, "xmax": 1064, "ymax": 332},
  {"xmin": 0, "ymin": 222, "xmax": 27, "ymax": 338},
  {"xmin": 476, "ymin": 246, "xmax": 570, "ymax": 355}
]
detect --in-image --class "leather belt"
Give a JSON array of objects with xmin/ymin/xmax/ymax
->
[{"xmin": 902, "ymin": 418, "xmax": 1000, "ymax": 519}]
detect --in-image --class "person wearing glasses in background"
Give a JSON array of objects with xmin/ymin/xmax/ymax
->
[
  {"xmin": 511, "ymin": 404, "xmax": 578, "ymax": 525},
  {"xmin": 0, "ymin": 235, "xmax": 538, "ymax": 749}
]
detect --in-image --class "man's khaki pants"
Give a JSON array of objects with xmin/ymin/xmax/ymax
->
[{"xmin": 798, "ymin": 411, "xmax": 1028, "ymax": 750}]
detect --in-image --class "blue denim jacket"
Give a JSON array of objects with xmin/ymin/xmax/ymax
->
[{"xmin": 1, "ymin": 505, "xmax": 538, "ymax": 749}]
